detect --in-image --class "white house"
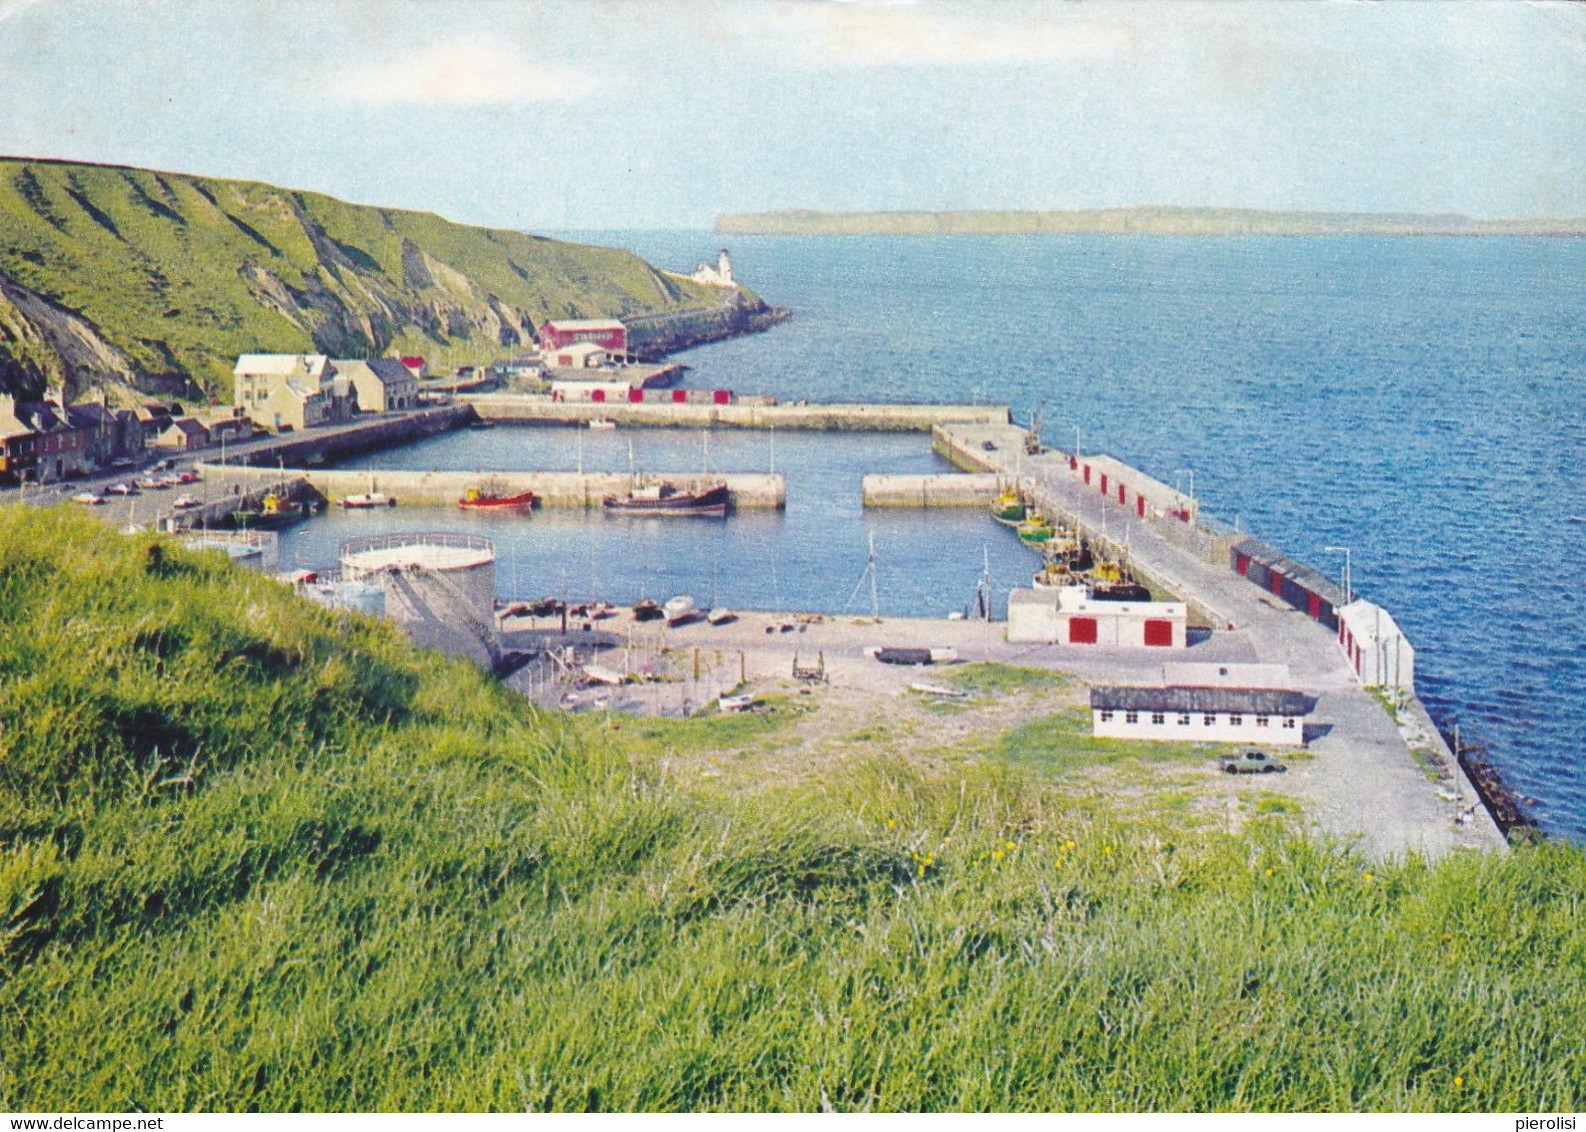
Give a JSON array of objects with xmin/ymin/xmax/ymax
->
[
  {"xmin": 546, "ymin": 341, "xmax": 615, "ymax": 369},
  {"xmin": 1007, "ymin": 585, "xmax": 1187, "ymax": 648},
  {"xmin": 1336, "ymin": 599, "xmax": 1416, "ymax": 690},
  {"xmin": 1090, "ymin": 685, "xmax": 1316, "ymax": 747}
]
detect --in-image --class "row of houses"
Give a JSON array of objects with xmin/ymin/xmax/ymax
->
[{"xmin": 0, "ymin": 397, "xmax": 248, "ymax": 484}]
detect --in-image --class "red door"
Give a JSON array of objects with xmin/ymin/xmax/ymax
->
[
  {"xmin": 591, "ymin": 388, "xmax": 605, "ymax": 403},
  {"xmin": 1270, "ymin": 573, "xmax": 1284, "ymax": 596},
  {"xmin": 1137, "ymin": 495, "xmax": 1147, "ymax": 518},
  {"xmin": 1308, "ymin": 593, "xmax": 1321, "ymax": 620},
  {"xmin": 1083, "ymin": 464, "xmax": 1091, "ymax": 485},
  {"xmin": 628, "ymin": 388, "xmax": 644, "ymax": 403},
  {"xmin": 1068, "ymin": 617, "xmax": 1098, "ymax": 645},
  {"xmin": 1100, "ymin": 474, "xmax": 1109, "ymax": 495},
  {"xmin": 672, "ymin": 389, "xmax": 687, "ymax": 403},
  {"xmin": 1118, "ymin": 484, "xmax": 1127, "ymax": 504},
  {"xmin": 1143, "ymin": 619, "xmax": 1173, "ymax": 647},
  {"xmin": 1236, "ymin": 554, "xmax": 1249, "ymax": 576},
  {"xmin": 713, "ymin": 390, "xmax": 731, "ymax": 405}
]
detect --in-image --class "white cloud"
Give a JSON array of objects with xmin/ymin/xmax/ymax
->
[
  {"xmin": 759, "ymin": 1, "xmax": 1140, "ymax": 68},
  {"xmin": 325, "ymin": 40, "xmax": 597, "ymax": 106}
]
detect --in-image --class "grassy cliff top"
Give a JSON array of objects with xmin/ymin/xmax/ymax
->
[
  {"xmin": 717, "ymin": 206, "xmax": 1586, "ymax": 237},
  {"xmin": 2, "ymin": 506, "xmax": 1584, "ymax": 1111},
  {"xmin": 0, "ymin": 157, "xmax": 740, "ymax": 402}
]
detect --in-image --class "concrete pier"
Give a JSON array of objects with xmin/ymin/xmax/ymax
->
[
  {"xmin": 931, "ymin": 418, "xmax": 1507, "ymax": 858},
  {"xmin": 198, "ymin": 465, "xmax": 787, "ymax": 510},
  {"xmin": 463, "ymin": 394, "xmax": 1009, "ymax": 432},
  {"xmin": 862, "ymin": 473, "xmax": 1001, "ymax": 507}
]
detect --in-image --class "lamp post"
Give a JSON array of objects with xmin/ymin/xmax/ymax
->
[
  {"xmin": 1173, "ymin": 467, "xmax": 1196, "ymax": 520},
  {"xmin": 1073, "ymin": 426, "xmax": 1081, "ymax": 461},
  {"xmin": 1324, "ymin": 545, "xmax": 1353, "ymax": 606}
]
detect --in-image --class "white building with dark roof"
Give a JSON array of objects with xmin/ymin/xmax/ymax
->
[
  {"xmin": 1090, "ymin": 685, "xmax": 1317, "ymax": 747},
  {"xmin": 1007, "ymin": 585, "xmax": 1187, "ymax": 648}
]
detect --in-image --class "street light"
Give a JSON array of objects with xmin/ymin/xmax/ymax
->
[
  {"xmin": 1324, "ymin": 545, "xmax": 1353, "ymax": 606},
  {"xmin": 1073, "ymin": 426, "xmax": 1081, "ymax": 461},
  {"xmin": 1173, "ymin": 467, "xmax": 1196, "ymax": 520}
]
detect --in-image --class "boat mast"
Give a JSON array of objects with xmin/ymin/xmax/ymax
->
[
  {"xmin": 975, "ymin": 544, "xmax": 993, "ymax": 621},
  {"xmin": 869, "ymin": 532, "xmax": 879, "ymax": 623}
]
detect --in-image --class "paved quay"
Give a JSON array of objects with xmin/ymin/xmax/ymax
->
[{"xmin": 932, "ymin": 420, "xmax": 1506, "ymax": 859}]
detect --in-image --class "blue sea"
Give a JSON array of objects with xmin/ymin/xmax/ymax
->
[{"xmin": 302, "ymin": 232, "xmax": 1586, "ymax": 837}]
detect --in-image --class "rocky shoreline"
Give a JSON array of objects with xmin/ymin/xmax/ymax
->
[{"xmin": 624, "ymin": 295, "xmax": 791, "ymax": 361}]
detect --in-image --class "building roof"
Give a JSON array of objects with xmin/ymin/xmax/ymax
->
[
  {"xmin": 1090, "ymin": 685, "xmax": 1317, "ymax": 716},
  {"xmin": 1232, "ymin": 537, "xmax": 1348, "ymax": 606},
  {"xmin": 360, "ymin": 358, "xmax": 419, "ymax": 385},
  {"xmin": 234, "ymin": 353, "xmax": 330, "ymax": 378},
  {"xmin": 2, "ymin": 399, "xmax": 69, "ymax": 434},
  {"xmin": 543, "ymin": 319, "xmax": 626, "ymax": 332},
  {"xmin": 66, "ymin": 402, "xmax": 116, "ymax": 428},
  {"xmin": 552, "ymin": 341, "xmax": 610, "ymax": 359},
  {"xmin": 161, "ymin": 418, "xmax": 210, "ymax": 437}
]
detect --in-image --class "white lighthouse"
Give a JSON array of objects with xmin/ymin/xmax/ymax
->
[{"xmin": 691, "ymin": 248, "xmax": 735, "ymax": 288}]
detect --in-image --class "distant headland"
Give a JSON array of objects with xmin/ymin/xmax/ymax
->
[{"xmin": 717, "ymin": 206, "xmax": 1586, "ymax": 238}]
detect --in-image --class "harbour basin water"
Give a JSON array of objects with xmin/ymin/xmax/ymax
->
[{"xmin": 279, "ymin": 428, "xmax": 1037, "ymax": 621}]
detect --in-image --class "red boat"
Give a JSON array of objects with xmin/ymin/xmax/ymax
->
[
  {"xmin": 459, "ymin": 487, "xmax": 538, "ymax": 511},
  {"xmin": 602, "ymin": 482, "xmax": 730, "ymax": 517}
]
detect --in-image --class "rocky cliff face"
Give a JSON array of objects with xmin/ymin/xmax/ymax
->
[
  {"xmin": 625, "ymin": 291, "xmax": 791, "ymax": 359},
  {"xmin": 0, "ymin": 158, "xmax": 772, "ymax": 404}
]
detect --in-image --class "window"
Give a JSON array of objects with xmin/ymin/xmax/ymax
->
[
  {"xmin": 1256, "ymin": 716, "xmax": 1269, "ymax": 728},
  {"xmin": 1204, "ymin": 715, "xmax": 1216, "ymax": 726},
  {"xmin": 1178, "ymin": 714, "xmax": 1192, "ymax": 726},
  {"xmin": 1282, "ymin": 718, "xmax": 1296, "ymax": 730},
  {"xmin": 1230, "ymin": 715, "xmax": 1243, "ymax": 727},
  {"xmin": 1151, "ymin": 712, "xmax": 1166, "ymax": 726},
  {"xmin": 1099, "ymin": 711, "xmax": 1114, "ymax": 723},
  {"xmin": 1125, "ymin": 711, "xmax": 1139, "ymax": 724}
]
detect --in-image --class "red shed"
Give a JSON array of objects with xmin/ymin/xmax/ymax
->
[{"xmin": 540, "ymin": 319, "xmax": 628, "ymax": 353}]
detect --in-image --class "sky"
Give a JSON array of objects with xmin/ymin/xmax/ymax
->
[{"xmin": 0, "ymin": 0, "xmax": 1582, "ymax": 231}]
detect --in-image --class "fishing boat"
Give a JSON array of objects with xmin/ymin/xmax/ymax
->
[
  {"xmin": 459, "ymin": 486, "xmax": 538, "ymax": 511},
  {"xmin": 340, "ymin": 491, "xmax": 395, "ymax": 509},
  {"xmin": 588, "ymin": 418, "xmax": 617, "ymax": 431},
  {"xmin": 990, "ymin": 489, "xmax": 1026, "ymax": 526},
  {"xmin": 1016, "ymin": 516, "xmax": 1054, "ymax": 544},
  {"xmin": 1088, "ymin": 559, "xmax": 1152, "ymax": 602},
  {"xmin": 707, "ymin": 607, "xmax": 736, "ymax": 626},
  {"xmin": 632, "ymin": 598, "xmax": 664, "ymax": 622},
  {"xmin": 232, "ymin": 492, "xmax": 308, "ymax": 531},
  {"xmin": 663, "ymin": 595, "xmax": 696, "ymax": 625},
  {"xmin": 603, "ymin": 482, "xmax": 730, "ymax": 517}
]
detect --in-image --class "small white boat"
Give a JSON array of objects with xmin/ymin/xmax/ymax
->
[
  {"xmin": 171, "ymin": 493, "xmax": 203, "ymax": 510},
  {"xmin": 340, "ymin": 492, "xmax": 395, "ymax": 509},
  {"xmin": 707, "ymin": 607, "xmax": 736, "ymax": 626},
  {"xmin": 588, "ymin": 418, "xmax": 617, "ymax": 431},
  {"xmin": 664, "ymin": 594, "xmax": 696, "ymax": 625},
  {"xmin": 719, "ymin": 693, "xmax": 755, "ymax": 713}
]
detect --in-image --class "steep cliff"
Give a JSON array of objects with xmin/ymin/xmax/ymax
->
[{"xmin": 0, "ymin": 157, "xmax": 779, "ymax": 403}]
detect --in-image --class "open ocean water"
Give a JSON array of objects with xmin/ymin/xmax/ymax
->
[{"xmin": 300, "ymin": 232, "xmax": 1586, "ymax": 838}]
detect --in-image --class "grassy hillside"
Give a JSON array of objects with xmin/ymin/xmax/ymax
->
[
  {"xmin": 2, "ymin": 506, "xmax": 1585, "ymax": 1111},
  {"xmin": 718, "ymin": 207, "xmax": 1586, "ymax": 237},
  {"xmin": 0, "ymin": 157, "xmax": 748, "ymax": 403}
]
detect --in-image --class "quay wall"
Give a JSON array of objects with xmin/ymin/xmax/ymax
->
[
  {"xmin": 200, "ymin": 465, "xmax": 787, "ymax": 510},
  {"xmin": 232, "ymin": 407, "xmax": 473, "ymax": 468},
  {"xmin": 862, "ymin": 473, "xmax": 1001, "ymax": 507},
  {"xmin": 465, "ymin": 395, "xmax": 1009, "ymax": 432}
]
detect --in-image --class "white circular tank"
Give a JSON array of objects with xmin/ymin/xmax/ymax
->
[{"xmin": 339, "ymin": 532, "xmax": 497, "ymax": 641}]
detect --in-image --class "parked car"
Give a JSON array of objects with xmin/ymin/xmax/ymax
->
[
  {"xmin": 106, "ymin": 482, "xmax": 139, "ymax": 496},
  {"xmin": 177, "ymin": 470, "xmax": 201, "ymax": 484},
  {"xmin": 71, "ymin": 491, "xmax": 106, "ymax": 506},
  {"xmin": 135, "ymin": 476, "xmax": 166, "ymax": 490},
  {"xmin": 1220, "ymin": 747, "xmax": 1286, "ymax": 775}
]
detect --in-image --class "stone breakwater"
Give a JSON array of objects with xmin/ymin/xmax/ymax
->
[
  {"xmin": 200, "ymin": 465, "xmax": 787, "ymax": 510},
  {"xmin": 464, "ymin": 395, "xmax": 1009, "ymax": 432}
]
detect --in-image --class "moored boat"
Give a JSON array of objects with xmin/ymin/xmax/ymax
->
[
  {"xmin": 588, "ymin": 418, "xmax": 617, "ymax": 431},
  {"xmin": 231, "ymin": 493, "xmax": 307, "ymax": 531},
  {"xmin": 632, "ymin": 598, "xmax": 664, "ymax": 622},
  {"xmin": 707, "ymin": 607, "xmax": 736, "ymax": 626},
  {"xmin": 990, "ymin": 489, "xmax": 1026, "ymax": 526},
  {"xmin": 459, "ymin": 486, "xmax": 537, "ymax": 511},
  {"xmin": 603, "ymin": 482, "xmax": 730, "ymax": 517},
  {"xmin": 340, "ymin": 492, "xmax": 395, "ymax": 509},
  {"xmin": 1016, "ymin": 516, "xmax": 1054, "ymax": 544}
]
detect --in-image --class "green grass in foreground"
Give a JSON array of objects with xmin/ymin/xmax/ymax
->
[{"xmin": 2, "ymin": 508, "xmax": 1585, "ymax": 1112}]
